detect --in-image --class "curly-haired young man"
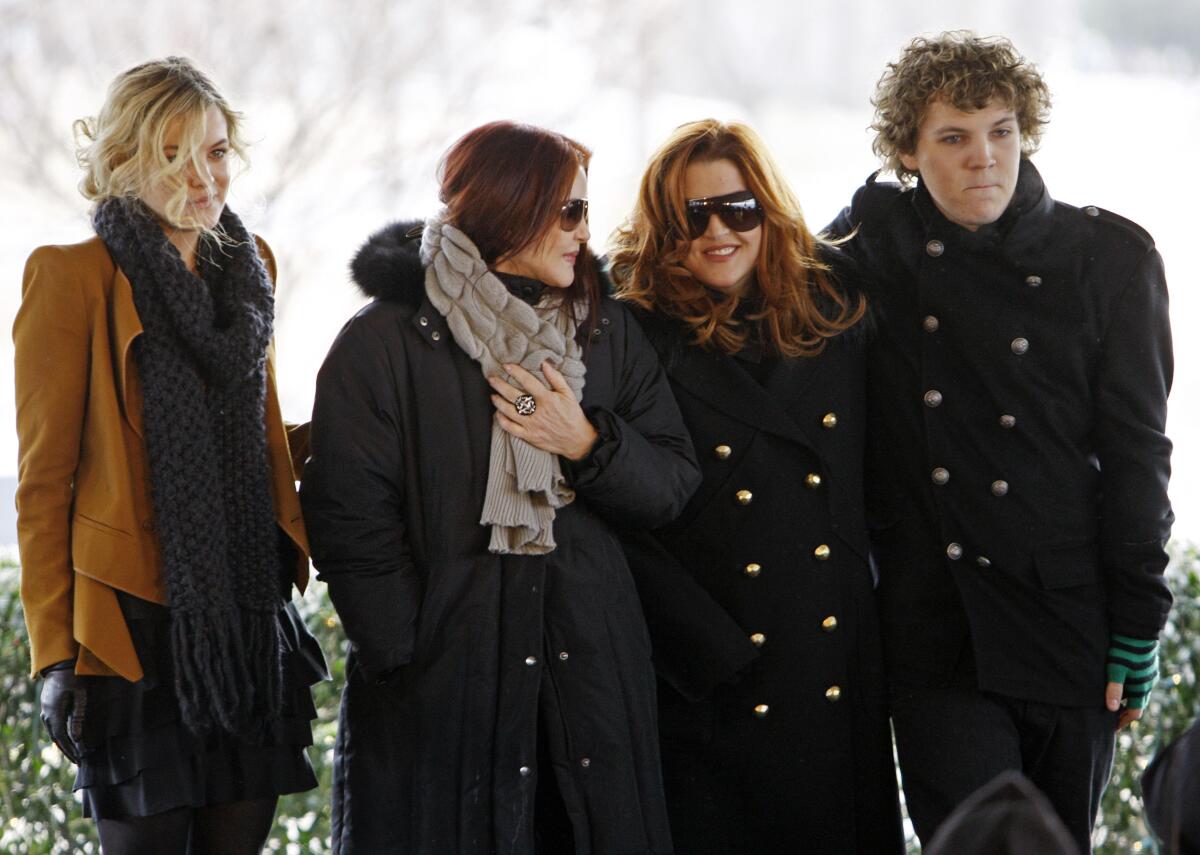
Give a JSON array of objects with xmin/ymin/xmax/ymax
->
[{"xmin": 827, "ymin": 31, "xmax": 1174, "ymax": 852}]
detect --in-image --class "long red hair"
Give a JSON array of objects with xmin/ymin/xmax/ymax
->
[{"xmin": 610, "ymin": 120, "xmax": 864, "ymax": 356}]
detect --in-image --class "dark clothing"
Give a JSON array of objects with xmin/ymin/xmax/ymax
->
[
  {"xmin": 826, "ymin": 159, "xmax": 1173, "ymax": 848},
  {"xmin": 76, "ymin": 587, "xmax": 326, "ymax": 819},
  {"xmin": 890, "ymin": 683, "xmax": 1115, "ymax": 854},
  {"xmin": 1143, "ymin": 720, "xmax": 1200, "ymax": 854},
  {"xmin": 923, "ymin": 770, "xmax": 1078, "ymax": 855},
  {"xmin": 827, "ymin": 160, "xmax": 1174, "ymax": 704},
  {"xmin": 301, "ymin": 221, "xmax": 699, "ymax": 855},
  {"xmin": 623, "ymin": 255, "xmax": 904, "ymax": 855}
]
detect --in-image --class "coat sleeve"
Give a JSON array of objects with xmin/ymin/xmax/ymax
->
[
  {"xmin": 300, "ymin": 314, "xmax": 421, "ymax": 680},
  {"xmin": 563, "ymin": 305, "xmax": 700, "ymax": 529},
  {"xmin": 14, "ymin": 247, "xmax": 90, "ymax": 675},
  {"xmin": 1092, "ymin": 246, "xmax": 1174, "ymax": 638},
  {"xmin": 621, "ymin": 528, "xmax": 759, "ymax": 701}
]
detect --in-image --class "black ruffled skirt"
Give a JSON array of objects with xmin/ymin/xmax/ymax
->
[{"xmin": 74, "ymin": 591, "xmax": 328, "ymax": 819}]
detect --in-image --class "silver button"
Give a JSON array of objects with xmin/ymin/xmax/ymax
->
[
  {"xmin": 600, "ymin": 317, "xmax": 610, "ymax": 325},
  {"xmin": 419, "ymin": 316, "xmax": 429, "ymax": 326},
  {"xmin": 1084, "ymin": 206, "xmax": 1100, "ymax": 217},
  {"xmin": 1010, "ymin": 337, "xmax": 1029, "ymax": 355},
  {"xmin": 432, "ymin": 331, "xmax": 442, "ymax": 341},
  {"xmin": 591, "ymin": 328, "xmax": 602, "ymax": 337},
  {"xmin": 926, "ymin": 239, "xmax": 945, "ymax": 257},
  {"xmin": 558, "ymin": 651, "xmax": 569, "ymax": 661},
  {"xmin": 999, "ymin": 414, "xmax": 1016, "ymax": 429},
  {"xmin": 923, "ymin": 315, "xmax": 940, "ymax": 333},
  {"xmin": 525, "ymin": 655, "xmax": 538, "ymax": 666},
  {"xmin": 580, "ymin": 757, "xmax": 591, "ymax": 768},
  {"xmin": 991, "ymin": 480, "xmax": 1009, "ymax": 497},
  {"xmin": 924, "ymin": 390, "xmax": 943, "ymax": 408},
  {"xmin": 977, "ymin": 556, "xmax": 992, "ymax": 568},
  {"xmin": 519, "ymin": 766, "xmax": 531, "ymax": 777},
  {"xmin": 946, "ymin": 543, "xmax": 963, "ymax": 560},
  {"xmin": 931, "ymin": 467, "xmax": 950, "ymax": 485},
  {"xmin": 1025, "ymin": 275, "xmax": 1042, "ymax": 288}
]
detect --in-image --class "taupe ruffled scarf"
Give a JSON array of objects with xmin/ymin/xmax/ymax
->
[{"xmin": 421, "ymin": 212, "xmax": 586, "ymax": 554}]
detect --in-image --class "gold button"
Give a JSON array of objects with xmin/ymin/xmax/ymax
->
[
  {"xmin": 714, "ymin": 444, "xmax": 732, "ymax": 460},
  {"xmin": 821, "ymin": 616, "xmax": 838, "ymax": 632},
  {"xmin": 991, "ymin": 479, "xmax": 1009, "ymax": 497},
  {"xmin": 736, "ymin": 489, "xmax": 753, "ymax": 506},
  {"xmin": 999, "ymin": 414, "xmax": 1017, "ymax": 429},
  {"xmin": 814, "ymin": 544, "xmax": 831, "ymax": 561},
  {"xmin": 744, "ymin": 563, "xmax": 762, "ymax": 578},
  {"xmin": 825, "ymin": 685, "xmax": 842, "ymax": 702},
  {"xmin": 821, "ymin": 412, "xmax": 838, "ymax": 429},
  {"xmin": 750, "ymin": 632, "xmax": 766, "ymax": 648},
  {"xmin": 753, "ymin": 704, "xmax": 770, "ymax": 718},
  {"xmin": 804, "ymin": 473, "xmax": 822, "ymax": 489},
  {"xmin": 923, "ymin": 315, "xmax": 940, "ymax": 333}
]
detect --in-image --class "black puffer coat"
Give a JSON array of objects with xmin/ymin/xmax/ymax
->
[{"xmin": 300, "ymin": 221, "xmax": 700, "ymax": 855}]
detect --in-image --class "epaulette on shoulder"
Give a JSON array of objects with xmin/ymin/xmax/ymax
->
[
  {"xmin": 853, "ymin": 170, "xmax": 906, "ymax": 221},
  {"xmin": 1078, "ymin": 204, "xmax": 1155, "ymax": 250}
]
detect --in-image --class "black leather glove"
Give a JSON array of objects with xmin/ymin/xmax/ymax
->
[{"xmin": 39, "ymin": 659, "xmax": 89, "ymax": 763}]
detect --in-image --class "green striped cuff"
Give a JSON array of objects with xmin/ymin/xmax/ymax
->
[{"xmin": 1106, "ymin": 634, "xmax": 1159, "ymax": 711}]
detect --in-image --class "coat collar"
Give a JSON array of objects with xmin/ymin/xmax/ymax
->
[
  {"xmin": 105, "ymin": 248, "xmax": 145, "ymax": 437},
  {"xmin": 641, "ymin": 312, "xmax": 820, "ymax": 448}
]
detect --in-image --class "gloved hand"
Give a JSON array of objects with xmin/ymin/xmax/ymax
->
[
  {"xmin": 39, "ymin": 659, "xmax": 89, "ymax": 763},
  {"xmin": 1105, "ymin": 634, "xmax": 1159, "ymax": 730}
]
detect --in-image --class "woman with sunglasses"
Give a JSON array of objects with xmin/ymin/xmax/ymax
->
[
  {"xmin": 610, "ymin": 119, "xmax": 903, "ymax": 854},
  {"xmin": 15, "ymin": 58, "xmax": 325, "ymax": 853},
  {"xmin": 300, "ymin": 120, "xmax": 698, "ymax": 854}
]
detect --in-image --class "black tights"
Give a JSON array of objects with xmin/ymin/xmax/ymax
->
[{"xmin": 96, "ymin": 797, "xmax": 277, "ymax": 855}]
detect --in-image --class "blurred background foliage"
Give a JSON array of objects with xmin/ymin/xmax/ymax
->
[{"xmin": 2, "ymin": 544, "xmax": 1198, "ymax": 852}]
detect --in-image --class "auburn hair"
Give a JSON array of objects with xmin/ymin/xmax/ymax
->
[
  {"xmin": 610, "ymin": 119, "xmax": 864, "ymax": 357},
  {"xmin": 438, "ymin": 121, "xmax": 600, "ymax": 330}
]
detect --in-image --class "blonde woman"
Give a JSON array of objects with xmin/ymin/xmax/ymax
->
[
  {"xmin": 15, "ymin": 57, "xmax": 324, "ymax": 853},
  {"xmin": 610, "ymin": 120, "xmax": 903, "ymax": 854}
]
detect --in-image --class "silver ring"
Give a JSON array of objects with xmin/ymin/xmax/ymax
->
[{"xmin": 514, "ymin": 394, "xmax": 537, "ymax": 416}]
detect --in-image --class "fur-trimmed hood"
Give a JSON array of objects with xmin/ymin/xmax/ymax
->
[
  {"xmin": 350, "ymin": 219, "xmax": 427, "ymax": 306},
  {"xmin": 350, "ymin": 218, "xmax": 613, "ymax": 306}
]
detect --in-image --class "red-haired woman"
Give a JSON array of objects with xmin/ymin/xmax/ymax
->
[
  {"xmin": 300, "ymin": 121, "xmax": 699, "ymax": 854},
  {"xmin": 609, "ymin": 119, "xmax": 903, "ymax": 854}
]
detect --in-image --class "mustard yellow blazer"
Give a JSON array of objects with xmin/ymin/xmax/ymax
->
[{"xmin": 15, "ymin": 235, "xmax": 309, "ymax": 680}]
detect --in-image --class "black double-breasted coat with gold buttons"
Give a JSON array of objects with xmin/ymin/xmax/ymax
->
[
  {"xmin": 622, "ymin": 251, "xmax": 904, "ymax": 855},
  {"xmin": 827, "ymin": 159, "xmax": 1174, "ymax": 706},
  {"xmin": 300, "ymin": 221, "xmax": 700, "ymax": 855}
]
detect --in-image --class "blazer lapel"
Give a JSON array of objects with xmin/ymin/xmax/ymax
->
[
  {"xmin": 667, "ymin": 345, "xmax": 816, "ymax": 448},
  {"xmin": 110, "ymin": 267, "xmax": 144, "ymax": 437}
]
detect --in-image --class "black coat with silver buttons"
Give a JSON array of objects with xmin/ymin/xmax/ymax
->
[
  {"xmin": 300, "ymin": 220, "xmax": 699, "ymax": 855},
  {"xmin": 621, "ymin": 250, "xmax": 903, "ymax": 854},
  {"xmin": 827, "ymin": 159, "xmax": 1174, "ymax": 706}
]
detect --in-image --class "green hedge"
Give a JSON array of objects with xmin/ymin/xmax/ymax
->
[{"xmin": 2, "ymin": 547, "xmax": 1198, "ymax": 853}]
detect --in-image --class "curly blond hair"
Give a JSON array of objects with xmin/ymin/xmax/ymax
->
[
  {"xmin": 871, "ymin": 31, "xmax": 1051, "ymax": 183},
  {"xmin": 75, "ymin": 56, "xmax": 247, "ymax": 226},
  {"xmin": 610, "ymin": 120, "xmax": 864, "ymax": 358}
]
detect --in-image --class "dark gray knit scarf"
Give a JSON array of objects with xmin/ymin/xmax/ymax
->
[{"xmin": 93, "ymin": 197, "xmax": 282, "ymax": 737}]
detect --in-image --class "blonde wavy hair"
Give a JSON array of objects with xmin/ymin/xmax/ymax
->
[
  {"xmin": 871, "ymin": 31, "xmax": 1052, "ymax": 183},
  {"xmin": 75, "ymin": 56, "xmax": 247, "ymax": 227},
  {"xmin": 610, "ymin": 119, "xmax": 864, "ymax": 357}
]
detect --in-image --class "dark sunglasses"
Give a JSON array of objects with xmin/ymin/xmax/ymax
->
[
  {"xmin": 560, "ymin": 198, "xmax": 589, "ymax": 231},
  {"xmin": 685, "ymin": 190, "xmax": 764, "ymax": 239}
]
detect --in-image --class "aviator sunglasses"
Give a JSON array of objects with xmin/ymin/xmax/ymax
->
[
  {"xmin": 560, "ymin": 198, "xmax": 589, "ymax": 231},
  {"xmin": 685, "ymin": 190, "xmax": 764, "ymax": 239}
]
